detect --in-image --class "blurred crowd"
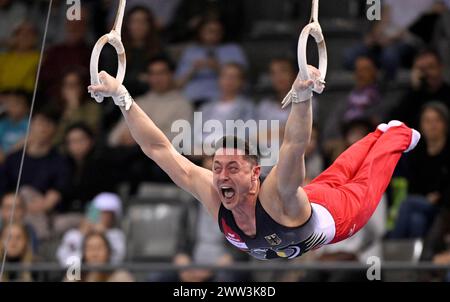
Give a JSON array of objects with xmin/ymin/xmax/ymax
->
[{"xmin": 0, "ymin": 0, "xmax": 449, "ymax": 282}]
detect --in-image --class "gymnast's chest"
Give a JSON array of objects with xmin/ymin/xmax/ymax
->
[{"xmin": 220, "ymin": 210, "xmax": 305, "ymax": 252}]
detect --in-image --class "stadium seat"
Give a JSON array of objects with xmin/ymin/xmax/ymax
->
[
  {"xmin": 136, "ymin": 182, "xmax": 193, "ymax": 203},
  {"xmin": 123, "ymin": 185, "xmax": 197, "ymax": 262},
  {"xmin": 381, "ymin": 239, "xmax": 424, "ymax": 282},
  {"xmin": 382, "ymin": 239, "xmax": 424, "ymax": 262}
]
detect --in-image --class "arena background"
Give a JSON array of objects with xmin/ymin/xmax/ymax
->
[{"xmin": 0, "ymin": 0, "xmax": 449, "ymax": 282}]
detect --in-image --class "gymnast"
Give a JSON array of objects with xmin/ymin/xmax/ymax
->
[{"xmin": 87, "ymin": 65, "xmax": 420, "ymax": 260}]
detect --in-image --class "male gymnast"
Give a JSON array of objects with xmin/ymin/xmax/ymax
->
[{"xmin": 88, "ymin": 66, "xmax": 420, "ymax": 260}]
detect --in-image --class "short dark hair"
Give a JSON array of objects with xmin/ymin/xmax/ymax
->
[
  {"xmin": 270, "ymin": 57, "xmax": 298, "ymax": 74},
  {"xmin": 33, "ymin": 106, "xmax": 61, "ymax": 126},
  {"xmin": 5, "ymin": 90, "xmax": 31, "ymax": 107},
  {"xmin": 355, "ymin": 55, "xmax": 381, "ymax": 70},
  {"xmin": 196, "ymin": 16, "xmax": 224, "ymax": 36},
  {"xmin": 214, "ymin": 136, "xmax": 259, "ymax": 166},
  {"xmin": 220, "ymin": 62, "xmax": 247, "ymax": 80},
  {"xmin": 415, "ymin": 48, "xmax": 442, "ymax": 64},
  {"xmin": 341, "ymin": 118, "xmax": 374, "ymax": 138},
  {"xmin": 64, "ymin": 122, "xmax": 95, "ymax": 141},
  {"xmin": 148, "ymin": 54, "xmax": 176, "ymax": 72}
]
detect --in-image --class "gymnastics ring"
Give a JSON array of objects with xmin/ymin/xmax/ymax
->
[
  {"xmin": 298, "ymin": 0, "xmax": 327, "ymax": 83},
  {"xmin": 90, "ymin": 0, "xmax": 127, "ymax": 103}
]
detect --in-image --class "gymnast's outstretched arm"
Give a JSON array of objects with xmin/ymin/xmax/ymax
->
[
  {"xmin": 88, "ymin": 71, "xmax": 221, "ymax": 217},
  {"xmin": 263, "ymin": 66, "xmax": 323, "ymax": 224}
]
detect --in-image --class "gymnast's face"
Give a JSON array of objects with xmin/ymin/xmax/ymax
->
[{"xmin": 213, "ymin": 148, "xmax": 260, "ymax": 210}]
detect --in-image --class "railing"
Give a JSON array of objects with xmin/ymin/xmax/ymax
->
[{"xmin": 2, "ymin": 262, "xmax": 450, "ymax": 272}]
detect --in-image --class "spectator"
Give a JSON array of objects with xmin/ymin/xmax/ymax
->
[
  {"xmin": 101, "ymin": 6, "xmax": 163, "ymax": 98},
  {"xmin": 121, "ymin": 5, "xmax": 163, "ymax": 96},
  {"xmin": 421, "ymin": 194, "xmax": 450, "ymax": 282},
  {"xmin": 256, "ymin": 58, "xmax": 296, "ymax": 129},
  {"xmin": 109, "ymin": 56, "xmax": 192, "ymax": 146},
  {"xmin": 390, "ymin": 49, "xmax": 450, "ymax": 129},
  {"xmin": 52, "ymin": 68, "xmax": 101, "ymax": 145},
  {"xmin": 344, "ymin": 0, "xmax": 433, "ymax": 79},
  {"xmin": 41, "ymin": 7, "xmax": 91, "ymax": 100},
  {"xmin": 171, "ymin": 207, "xmax": 241, "ymax": 282},
  {"xmin": 255, "ymin": 57, "xmax": 297, "ymax": 146},
  {"xmin": 409, "ymin": 0, "xmax": 450, "ymax": 45},
  {"xmin": 432, "ymin": 3, "xmax": 450, "ymax": 82},
  {"xmin": 0, "ymin": 22, "xmax": 39, "ymax": 93},
  {"xmin": 0, "ymin": 193, "xmax": 38, "ymax": 252},
  {"xmin": 0, "ymin": 222, "xmax": 36, "ymax": 282},
  {"xmin": 0, "ymin": 109, "xmax": 70, "ymax": 239},
  {"xmin": 390, "ymin": 102, "xmax": 449, "ymax": 238},
  {"xmin": 0, "ymin": 92, "xmax": 6, "ymax": 114},
  {"xmin": 175, "ymin": 17, "xmax": 248, "ymax": 106},
  {"xmin": 324, "ymin": 119, "xmax": 374, "ymax": 165},
  {"xmin": 194, "ymin": 63, "xmax": 254, "ymax": 150},
  {"xmin": 421, "ymin": 181, "xmax": 450, "ymax": 281},
  {"xmin": 58, "ymin": 123, "xmax": 119, "ymax": 216},
  {"xmin": 343, "ymin": 56, "xmax": 382, "ymax": 122},
  {"xmin": 421, "ymin": 173, "xmax": 450, "ymax": 267},
  {"xmin": 167, "ymin": 0, "xmax": 246, "ymax": 43},
  {"xmin": 421, "ymin": 206, "xmax": 450, "ymax": 262},
  {"xmin": 67, "ymin": 230, "xmax": 132, "ymax": 282},
  {"xmin": 150, "ymin": 157, "xmax": 247, "ymax": 282},
  {"xmin": 0, "ymin": 0, "xmax": 27, "ymax": 51},
  {"xmin": 432, "ymin": 249, "xmax": 450, "ymax": 281},
  {"xmin": 108, "ymin": 0, "xmax": 182, "ymax": 31},
  {"xmin": 256, "ymin": 58, "xmax": 297, "ymax": 178},
  {"xmin": 28, "ymin": 0, "xmax": 93, "ymax": 46},
  {"xmin": 52, "ymin": 123, "xmax": 128, "ymax": 234},
  {"xmin": 324, "ymin": 56, "xmax": 382, "ymax": 141},
  {"xmin": 57, "ymin": 193, "xmax": 126, "ymax": 267},
  {"xmin": 0, "ymin": 91, "xmax": 30, "ymax": 164}
]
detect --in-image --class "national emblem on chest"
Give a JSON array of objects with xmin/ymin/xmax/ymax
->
[{"xmin": 264, "ymin": 233, "xmax": 282, "ymax": 246}]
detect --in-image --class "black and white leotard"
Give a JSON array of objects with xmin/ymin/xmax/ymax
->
[{"xmin": 218, "ymin": 199, "xmax": 335, "ymax": 260}]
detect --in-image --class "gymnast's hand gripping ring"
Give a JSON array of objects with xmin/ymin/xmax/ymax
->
[
  {"xmin": 282, "ymin": 0, "xmax": 328, "ymax": 108},
  {"xmin": 89, "ymin": 0, "xmax": 127, "ymax": 103}
]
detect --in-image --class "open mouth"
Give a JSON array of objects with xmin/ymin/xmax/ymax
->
[{"xmin": 220, "ymin": 186, "xmax": 235, "ymax": 199}]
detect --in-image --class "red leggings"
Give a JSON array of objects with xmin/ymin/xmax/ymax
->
[{"xmin": 304, "ymin": 124, "xmax": 412, "ymax": 243}]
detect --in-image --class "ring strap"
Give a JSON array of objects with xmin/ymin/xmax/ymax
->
[
  {"xmin": 282, "ymin": 0, "xmax": 327, "ymax": 108},
  {"xmin": 309, "ymin": 0, "xmax": 320, "ymax": 23}
]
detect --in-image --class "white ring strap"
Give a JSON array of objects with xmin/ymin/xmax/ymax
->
[
  {"xmin": 89, "ymin": 0, "xmax": 127, "ymax": 103},
  {"xmin": 282, "ymin": 0, "xmax": 327, "ymax": 108},
  {"xmin": 309, "ymin": 0, "xmax": 319, "ymax": 23}
]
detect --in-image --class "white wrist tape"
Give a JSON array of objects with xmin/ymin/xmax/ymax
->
[
  {"xmin": 281, "ymin": 87, "xmax": 313, "ymax": 108},
  {"xmin": 113, "ymin": 85, "xmax": 133, "ymax": 111}
]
